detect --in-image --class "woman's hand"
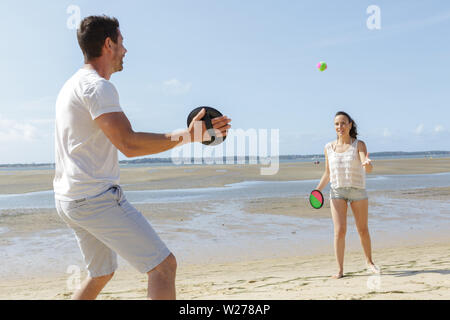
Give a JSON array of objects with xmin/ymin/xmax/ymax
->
[
  {"xmin": 362, "ymin": 152, "xmax": 373, "ymax": 173},
  {"xmin": 361, "ymin": 152, "xmax": 371, "ymax": 166}
]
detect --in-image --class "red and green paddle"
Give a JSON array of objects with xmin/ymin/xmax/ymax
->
[{"xmin": 309, "ymin": 189, "xmax": 324, "ymax": 209}]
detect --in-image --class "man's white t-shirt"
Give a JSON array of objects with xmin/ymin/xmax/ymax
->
[{"xmin": 53, "ymin": 68, "xmax": 123, "ymax": 201}]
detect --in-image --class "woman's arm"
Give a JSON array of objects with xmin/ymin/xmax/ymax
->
[
  {"xmin": 316, "ymin": 147, "xmax": 330, "ymax": 190},
  {"xmin": 358, "ymin": 141, "xmax": 373, "ymax": 174}
]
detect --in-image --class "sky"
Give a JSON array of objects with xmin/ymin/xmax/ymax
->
[{"xmin": 0, "ymin": 0, "xmax": 449, "ymax": 164}]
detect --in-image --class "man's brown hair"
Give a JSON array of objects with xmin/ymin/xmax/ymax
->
[{"xmin": 77, "ymin": 15, "xmax": 120, "ymax": 61}]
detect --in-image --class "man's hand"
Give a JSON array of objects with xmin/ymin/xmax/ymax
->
[{"xmin": 187, "ymin": 108, "xmax": 232, "ymax": 143}]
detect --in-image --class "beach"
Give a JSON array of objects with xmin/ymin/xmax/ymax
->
[
  {"xmin": 0, "ymin": 158, "xmax": 449, "ymax": 300},
  {"xmin": 1, "ymin": 241, "xmax": 448, "ymax": 300}
]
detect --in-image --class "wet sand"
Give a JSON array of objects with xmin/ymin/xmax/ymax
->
[
  {"xmin": 243, "ymin": 186, "xmax": 450, "ymax": 218},
  {"xmin": 1, "ymin": 158, "xmax": 449, "ymax": 194}
]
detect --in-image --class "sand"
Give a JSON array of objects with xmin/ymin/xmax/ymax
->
[{"xmin": 0, "ymin": 241, "xmax": 448, "ymax": 300}]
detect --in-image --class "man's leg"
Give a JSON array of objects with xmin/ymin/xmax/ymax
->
[
  {"xmin": 56, "ymin": 199, "xmax": 118, "ymax": 300},
  {"xmin": 57, "ymin": 188, "xmax": 174, "ymax": 299},
  {"xmin": 72, "ymin": 272, "xmax": 115, "ymax": 300},
  {"xmin": 147, "ymin": 253, "xmax": 177, "ymax": 300}
]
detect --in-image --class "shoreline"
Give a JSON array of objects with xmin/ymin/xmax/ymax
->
[{"xmin": 0, "ymin": 158, "xmax": 449, "ymax": 195}]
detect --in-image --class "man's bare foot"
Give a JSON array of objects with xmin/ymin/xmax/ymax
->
[{"xmin": 331, "ymin": 272, "xmax": 344, "ymax": 279}]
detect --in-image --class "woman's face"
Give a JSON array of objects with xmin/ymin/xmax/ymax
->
[{"xmin": 334, "ymin": 115, "xmax": 352, "ymax": 137}]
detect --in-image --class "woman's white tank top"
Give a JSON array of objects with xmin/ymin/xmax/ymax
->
[{"xmin": 326, "ymin": 139, "xmax": 365, "ymax": 189}]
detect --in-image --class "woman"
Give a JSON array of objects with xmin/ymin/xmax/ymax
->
[{"xmin": 316, "ymin": 111, "xmax": 380, "ymax": 279}]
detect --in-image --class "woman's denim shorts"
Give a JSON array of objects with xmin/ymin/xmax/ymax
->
[{"xmin": 330, "ymin": 187, "xmax": 368, "ymax": 203}]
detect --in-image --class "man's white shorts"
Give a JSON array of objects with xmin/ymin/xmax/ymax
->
[{"xmin": 55, "ymin": 185, "xmax": 171, "ymax": 278}]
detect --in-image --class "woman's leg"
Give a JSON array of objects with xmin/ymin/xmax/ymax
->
[
  {"xmin": 330, "ymin": 198, "xmax": 348, "ymax": 278},
  {"xmin": 350, "ymin": 199, "xmax": 375, "ymax": 266}
]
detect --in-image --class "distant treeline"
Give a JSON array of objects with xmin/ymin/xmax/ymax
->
[
  {"xmin": 0, "ymin": 163, "xmax": 56, "ymax": 168},
  {"xmin": 112, "ymin": 150, "xmax": 450, "ymax": 164},
  {"xmin": 1, "ymin": 151, "xmax": 449, "ymax": 168}
]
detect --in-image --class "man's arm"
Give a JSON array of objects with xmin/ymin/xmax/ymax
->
[{"xmin": 95, "ymin": 109, "xmax": 231, "ymax": 158}]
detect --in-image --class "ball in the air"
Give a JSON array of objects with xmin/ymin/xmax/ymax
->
[{"xmin": 317, "ymin": 61, "xmax": 327, "ymax": 72}]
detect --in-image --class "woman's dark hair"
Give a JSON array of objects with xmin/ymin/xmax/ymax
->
[
  {"xmin": 77, "ymin": 15, "xmax": 120, "ymax": 61},
  {"xmin": 335, "ymin": 111, "xmax": 358, "ymax": 139}
]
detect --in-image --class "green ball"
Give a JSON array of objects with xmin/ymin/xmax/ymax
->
[{"xmin": 317, "ymin": 61, "xmax": 327, "ymax": 72}]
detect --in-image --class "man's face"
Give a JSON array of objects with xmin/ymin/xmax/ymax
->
[{"xmin": 111, "ymin": 28, "xmax": 127, "ymax": 72}]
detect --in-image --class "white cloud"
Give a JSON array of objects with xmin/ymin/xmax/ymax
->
[
  {"xmin": 0, "ymin": 115, "xmax": 37, "ymax": 142},
  {"xmin": 29, "ymin": 118, "xmax": 55, "ymax": 125},
  {"xmin": 0, "ymin": 115, "xmax": 53, "ymax": 142},
  {"xmin": 148, "ymin": 78, "xmax": 192, "ymax": 96},
  {"xmin": 162, "ymin": 79, "xmax": 192, "ymax": 95},
  {"xmin": 415, "ymin": 124, "xmax": 424, "ymax": 135},
  {"xmin": 383, "ymin": 128, "xmax": 392, "ymax": 137},
  {"xmin": 434, "ymin": 124, "xmax": 445, "ymax": 133}
]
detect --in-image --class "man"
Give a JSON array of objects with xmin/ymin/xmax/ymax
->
[{"xmin": 54, "ymin": 15, "xmax": 231, "ymax": 300}]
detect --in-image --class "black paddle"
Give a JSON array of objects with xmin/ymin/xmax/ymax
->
[{"xmin": 187, "ymin": 106, "xmax": 227, "ymax": 146}]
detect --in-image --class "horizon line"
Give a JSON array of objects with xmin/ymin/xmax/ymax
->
[{"xmin": 1, "ymin": 150, "xmax": 449, "ymax": 167}]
